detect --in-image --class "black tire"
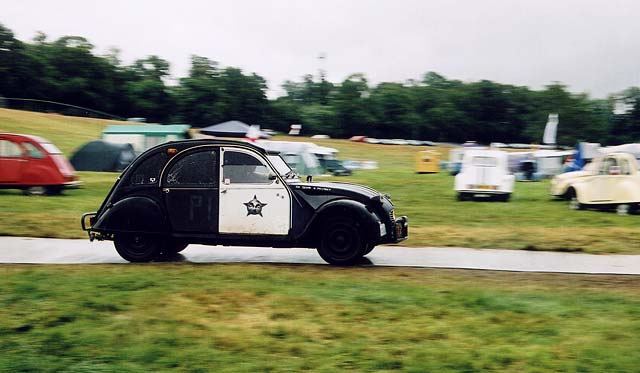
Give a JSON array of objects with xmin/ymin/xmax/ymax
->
[
  {"xmin": 114, "ymin": 233, "xmax": 163, "ymax": 262},
  {"xmin": 45, "ymin": 186, "xmax": 63, "ymax": 196},
  {"xmin": 317, "ymin": 217, "xmax": 365, "ymax": 265},
  {"xmin": 569, "ymin": 196, "xmax": 583, "ymax": 211},
  {"xmin": 457, "ymin": 192, "xmax": 468, "ymax": 201},
  {"xmin": 567, "ymin": 188, "xmax": 583, "ymax": 211},
  {"xmin": 498, "ymin": 194, "xmax": 510, "ymax": 202},
  {"xmin": 22, "ymin": 186, "xmax": 46, "ymax": 196}
]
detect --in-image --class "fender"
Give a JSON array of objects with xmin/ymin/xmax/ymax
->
[
  {"xmin": 569, "ymin": 182, "xmax": 589, "ymax": 204},
  {"xmin": 21, "ymin": 164, "xmax": 62, "ymax": 185},
  {"xmin": 298, "ymin": 199, "xmax": 382, "ymax": 244},
  {"xmin": 93, "ymin": 196, "xmax": 168, "ymax": 234}
]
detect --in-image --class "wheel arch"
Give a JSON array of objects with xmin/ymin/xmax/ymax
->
[
  {"xmin": 93, "ymin": 195, "xmax": 168, "ymax": 234},
  {"xmin": 299, "ymin": 199, "xmax": 381, "ymax": 245},
  {"xmin": 566, "ymin": 184, "xmax": 583, "ymax": 202}
]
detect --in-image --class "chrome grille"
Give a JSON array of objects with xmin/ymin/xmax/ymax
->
[{"xmin": 389, "ymin": 209, "xmax": 396, "ymax": 222}]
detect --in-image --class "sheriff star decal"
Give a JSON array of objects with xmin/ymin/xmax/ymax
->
[{"xmin": 244, "ymin": 195, "xmax": 267, "ymax": 217}]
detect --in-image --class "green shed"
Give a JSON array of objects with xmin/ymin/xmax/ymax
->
[{"xmin": 102, "ymin": 124, "xmax": 191, "ymax": 153}]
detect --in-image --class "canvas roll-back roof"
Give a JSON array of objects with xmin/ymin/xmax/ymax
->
[{"xmin": 147, "ymin": 138, "xmax": 269, "ymax": 156}]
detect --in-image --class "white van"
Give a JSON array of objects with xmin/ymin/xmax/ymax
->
[{"xmin": 454, "ymin": 149, "xmax": 515, "ymax": 201}]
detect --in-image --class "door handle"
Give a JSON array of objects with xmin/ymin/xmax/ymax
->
[
  {"xmin": 162, "ymin": 188, "xmax": 170, "ymax": 194},
  {"xmin": 221, "ymin": 189, "xmax": 227, "ymax": 194}
]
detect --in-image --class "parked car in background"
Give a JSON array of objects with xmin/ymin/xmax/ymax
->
[
  {"xmin": 454, "ymin": 149, "xmax": 514, "ymax": 201},
  {"xmin": 415, "ymin": 150, "xmax": 441, "ymax": 173},
  {"xmin": 324, "ymin": 159, "xmax": 352, "ymax": 176},
  {"xmin": 82, "ymin": 139, "xmax": 408, "ymax": 265},
  {"xmin": 549, "ymin": 159, "xmax": 600, "ymax": 199},
  {"xmin": 567, "ymin": 152, "xmax": 640, "ymax": 214},
  {"xmin": 0, "ymin": 133, "xmax": 81, "ymax": 195}
]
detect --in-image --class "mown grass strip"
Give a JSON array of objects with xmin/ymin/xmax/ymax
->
[{"xmin": 0, "ymin": 264, "xmax": 638, "ymax": 372}]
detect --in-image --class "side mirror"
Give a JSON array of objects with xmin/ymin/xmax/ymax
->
[{"xmin": 268, "ymin": 173, "xmax": 278, "ymax": 181}]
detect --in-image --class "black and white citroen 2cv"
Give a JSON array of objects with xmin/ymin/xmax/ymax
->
[{"xmin": 81, "ymin": 139, "xmax": 408, "ymax": 265}]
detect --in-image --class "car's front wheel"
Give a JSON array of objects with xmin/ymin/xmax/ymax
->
[
  {"xmin": 114, "ymin": 233, "xmax": 163, "ymax": 262},
  {"xmin": 569, "ymin": 197, "xmax": 584, "ymax": 211},
  {"xmin": 317, "ymin": 217, "xmax": 365, "ymax": 265}
]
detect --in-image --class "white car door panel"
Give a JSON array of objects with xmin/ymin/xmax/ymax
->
[
  {"xmin": 219, "ymin": 183, "xmax": 290, "ymax": 234},
  {"xmin": 218, "ymin": 148, "xmax": 291, "ymax": 235}
]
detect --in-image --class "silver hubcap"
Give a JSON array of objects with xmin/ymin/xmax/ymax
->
[{"xmin": 28, "ymin": 186, "xmax": 46, "ymax": 196}]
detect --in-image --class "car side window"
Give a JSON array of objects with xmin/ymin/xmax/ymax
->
[
  {"xmin": 166, "ymin": 150, "xmax": 217, "ymax": 186},
  {"xmin": 600, "ymin": 158, "xmax": 617, "ymax": 175},
  {"xmin": 619, "ymin": 159, "xmax": 631, "ymax": 175},
  {"xmin": 0, "ymin": 140, "xmax": 23, "ymax": 158},
  {"xmin": 22, "ymin": 142, "xmax": 45, "ymax": 159},
  {"xmin": 128, "ymin": 152, "xmax": 169, "ymax": 185},
  {"xmin": 223, "ymin": 151, "xmax": 271, "ymax": 184}
]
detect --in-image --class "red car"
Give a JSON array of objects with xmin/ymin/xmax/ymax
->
[{"xmin": 0, "ymin": 133, "xmax": 81, "ymax": 195}]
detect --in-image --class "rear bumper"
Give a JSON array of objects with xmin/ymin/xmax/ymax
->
[
  {"xmin": 458, "ymin": 189, "xmax": 510, "ymax": 195},
  {"xmin": 63, "ymin": 180, "xmax": 83, "ymax": 189}
]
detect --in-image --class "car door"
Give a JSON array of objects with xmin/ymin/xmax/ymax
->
[
  {"xmin": 602, "ymin": 157, "xmax": 631, "ymax": 202},
  {"xmin": 162, "ymin": 147, "xmax": 219, "ymax": 233},
  {"xmin": 587, "ymin": 157, "xmax": 616, "ymax": 202},
  {"xmin": 0, "ymin": 138, "xmax": 26, "ymax": 183},
  {"xmin": 219, "ymin": 147, "xmax": 291, "ymax": 235}
]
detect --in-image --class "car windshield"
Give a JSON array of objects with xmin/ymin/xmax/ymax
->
[
  {"xmin": 267, "ymin": 154, "xmax": 293, "ymax": 176},
  {"xmin": 40, "ymin": 142, "xmax": 62, "ymax": 154}
]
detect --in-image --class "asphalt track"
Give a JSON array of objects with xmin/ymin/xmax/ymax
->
[{"xmin": 1, "ymin": 237, "xmax": 639, "ymax": 274}]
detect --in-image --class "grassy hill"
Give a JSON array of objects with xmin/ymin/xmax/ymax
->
[
  {"xmin": 1, "ymin": 109, "xmax": 640, "ymax": 253},
  {"xmin": 0, "ymin": 108, "xmax": 128, "ymax": 155}
]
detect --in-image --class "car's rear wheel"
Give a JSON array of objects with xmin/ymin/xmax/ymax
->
[
  {"xmin": 23, "ymin": 186, "xmax": 46, "ymax": 196},
  {"xmin": 114, "ymin": 233, "xmax": 163, "ymax": 262},
  {"xmin": 317, "ymin": 217, "xmax": 365, "ymax": 265},
  {"xmin": 497, "ymin": 194, "xmax": 510, "ymax": 202}
]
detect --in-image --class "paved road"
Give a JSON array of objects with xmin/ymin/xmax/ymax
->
[{"xmin": 1, "ymin": 236, "xmax": 639, "ymax": 274}]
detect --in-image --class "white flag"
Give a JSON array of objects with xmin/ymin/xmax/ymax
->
[{"xmin": 543, "ymin": 113, "xmax": 558, "ymax": 144}]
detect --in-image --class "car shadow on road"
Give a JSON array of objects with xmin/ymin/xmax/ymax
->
[{"xmin": 156, "ymin": 253, "xmax": 187, "ymax": 262}]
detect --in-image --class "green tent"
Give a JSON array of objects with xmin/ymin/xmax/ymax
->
[{"xmin": 70, "ymin": 140, "xmax": 136, "ymax": 172}]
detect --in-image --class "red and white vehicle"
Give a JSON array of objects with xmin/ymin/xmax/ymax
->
[{"xmin": 0, "ymin": 133, "xmax": 81, "ymax": 195}]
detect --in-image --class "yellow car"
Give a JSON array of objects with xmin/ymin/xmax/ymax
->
[
  {"xmin": 567, "ymin": 153, "xmax": 640, "ymax": 214},
  {"xmin": 549, "ymin": 160, "xmax": 600, "ymax": 199}
]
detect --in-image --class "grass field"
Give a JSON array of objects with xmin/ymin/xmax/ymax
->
[
  {"xmin": 1, "ymin": 108, "xmax": 640, "ymax": 253},
  {"xmin": 1, "ymin": 264, "xmax": 639, "ymax": 372}
]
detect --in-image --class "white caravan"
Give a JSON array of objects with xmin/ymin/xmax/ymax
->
[{"xmin": 454, "ymin": 149, "xmax": 515, "ymax": 201}]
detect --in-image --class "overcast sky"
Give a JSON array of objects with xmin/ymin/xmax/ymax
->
[{"xmin": 3, "ymin": 0, "xmax": 640, "ymax": 98}]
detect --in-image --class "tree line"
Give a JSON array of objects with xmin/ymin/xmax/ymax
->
[{"xmin": 1, "ymin": 23, "xmax": 639, "ymax": 145}]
